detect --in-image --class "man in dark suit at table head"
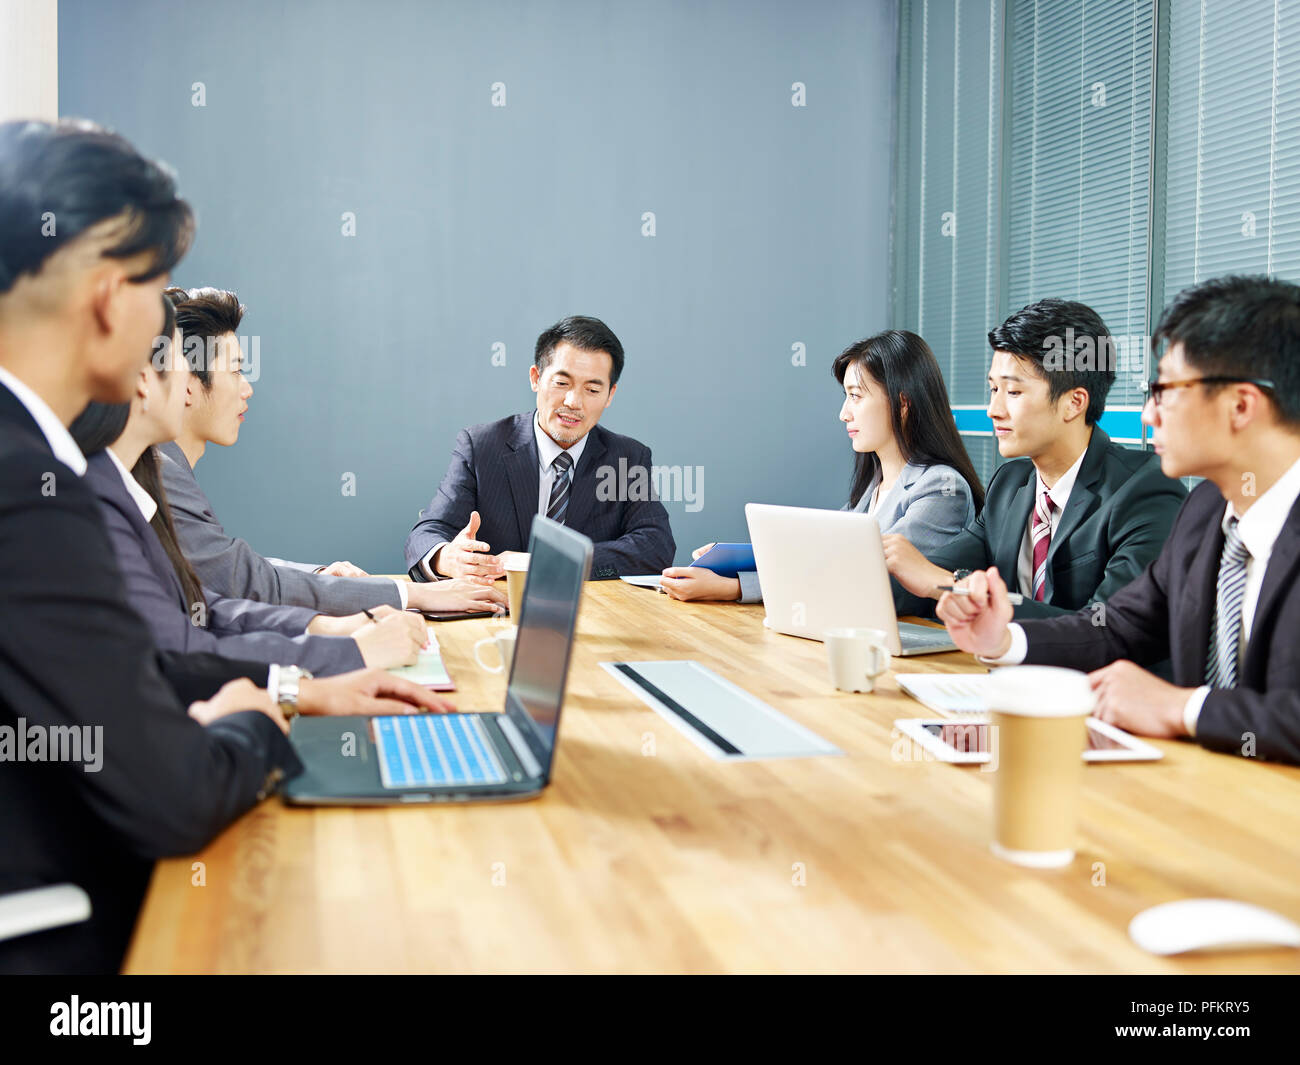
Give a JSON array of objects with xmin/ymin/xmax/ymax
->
[
  {"xmin": 405, "ymin": 315, "xmax": 676, "ymax": 582},
  {"xmin": 885, "ymin": 297, "xmax": 1186, "ymax": 619},
  {"xmin": 939, "ymin": 275, "xmax": 1300, "ymax": 764}
]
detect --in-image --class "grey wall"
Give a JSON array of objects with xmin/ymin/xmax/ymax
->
[{"xmin": 59, "ymin": 0, "xmax": 897, "ymax": 572}]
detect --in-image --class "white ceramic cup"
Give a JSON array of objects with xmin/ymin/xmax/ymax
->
[
  {"xmin": 473, "ymin": 626, "xmax": 518, "ymax": 674},
  {"xmin": 824, "ymin": 627, "xmax": 891, "ymax": 693}
]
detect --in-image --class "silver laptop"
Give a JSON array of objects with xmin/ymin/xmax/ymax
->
[
  {"xmin": 282, "ymin": 516, "xmax": 592, "ymax": 804},
  {"xmin": 744, "ymin": 503, "xmax": 957, "ymax": 656}
]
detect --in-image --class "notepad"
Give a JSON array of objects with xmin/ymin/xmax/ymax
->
[{"xmin": 388, "ymin": 646, "xmax": 455, "ymax": 691}]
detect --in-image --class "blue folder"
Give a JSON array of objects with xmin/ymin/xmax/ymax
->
[{"xmin": 691, "ymin": 542, "xmax": 756, "ymax": 578}]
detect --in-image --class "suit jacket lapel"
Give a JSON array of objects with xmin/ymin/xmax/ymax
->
[
  {"xmin": 1177, "ymin": 508, "xmax": 1225, "ymax": 684},
  {"xmin": 996, "ymin": 474, "xmax": 1035, "ymax": 591},
  {"xmin": 88, "ymin": 453, "xmax": 191, "ymax": 612},
  {"xmin": 134, "ymin": 492, "xmax": 191, "ymax": 611},
  {"xmin": 564, "ymin": 426, "xmax": 608, "ymax": 533},
  {"xmin": 504, "ymin": 413, "xmax": 540, "ymax": 547},
  {"xmin": 877, "ymin": 462, "xmax": 920, "ymax": 524},
  {"xmin": 156, "ymin": 440, "xmax": 213, "ymax": 518},
  {"xmin": 1244, "ymin": 497, "xmax": 1300, "ymax": 676},
  {"xmin": 0, "ymin": 382, "xmax": 55, "ymax": 457},
  {"xmin": 1043, "ymin": 429, "xmax": 1108, "ymax": 599}
]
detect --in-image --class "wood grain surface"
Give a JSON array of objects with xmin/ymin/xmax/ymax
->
[{"xmin": 123, "ymin": 581, "xmax": 1300, "ymax": 973}]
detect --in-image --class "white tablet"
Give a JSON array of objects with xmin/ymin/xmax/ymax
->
[{"xmin": 892, "ymin": 717, "xmax": 1165, "ymax": 764}]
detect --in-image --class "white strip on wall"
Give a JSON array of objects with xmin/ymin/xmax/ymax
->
[{"xmin": 0, "ymin": 0, "xmax": 58, "ymax": 122}]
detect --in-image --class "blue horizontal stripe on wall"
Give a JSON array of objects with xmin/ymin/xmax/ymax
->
[{"xmin": 951, "ymin": 407, "xmax": 1146, "ymax": 441}]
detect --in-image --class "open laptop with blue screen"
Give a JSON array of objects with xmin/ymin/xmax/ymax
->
[{"xmin": 283, "ymin": 516, "xmax": 592, "ymax": 804}]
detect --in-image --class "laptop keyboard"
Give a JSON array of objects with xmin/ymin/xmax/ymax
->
[
  {"xmin": 374, "ymin": 714, "xmax": 508, "ymax": 789},
  {"xmin": 897, "ymin": 623, "xmax": 955, "ymax": 650}
]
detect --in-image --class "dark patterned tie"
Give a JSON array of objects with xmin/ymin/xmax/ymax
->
[
  {"xmin": 1205, "ymin": 516, "xmax": 1250, "ymax": 689},
  {"xmin": 546, "ymin": 451, "xmax": 574, "ymax": 524}
]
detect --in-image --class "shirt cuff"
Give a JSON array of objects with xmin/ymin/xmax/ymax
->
[
  {"xmin": 1182, "ymin": 685, "xmax": 1210, "ymax": 738},
  {"xmin": 419, "ymin": 544, "xmax": 446, "ymax": 581},
  {"xmin": 976, "ymin": 623, "xmax": 1028, "ymax": 666},
  {"xmin": 392, "ymin": 579, "xmax": 409, "ymax": 609}
]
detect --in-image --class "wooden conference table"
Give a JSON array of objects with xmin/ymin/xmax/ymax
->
[{"xmin": 125, "ymin": 581, "xmax": 1300, "ymax": 974}]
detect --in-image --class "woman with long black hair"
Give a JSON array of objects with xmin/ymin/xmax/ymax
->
[{"xmin": 661, "ymin": 329, "xmax": 985, "ymax": 602}]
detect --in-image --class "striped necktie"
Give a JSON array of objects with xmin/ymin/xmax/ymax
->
[
  {"xmin": 1030, "ymin": 489, "xmax": 1055, "ymax": 602},
  {"xmin": 546, "ymin": 450, "xmax": 574, "ymax": 524},
  {"xmin": 1205, "ymin": 516, "xmax": 1250, "ymax": 689}
]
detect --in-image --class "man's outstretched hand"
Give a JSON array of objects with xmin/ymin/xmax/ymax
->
[{"xmin": 434, "ymin": 510, "xmax": 505, "ymax": 585}]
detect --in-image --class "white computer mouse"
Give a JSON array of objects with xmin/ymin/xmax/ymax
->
[{"xmin": 1129, "ymin": 898, "xmax": 1300, "ymax": 955}]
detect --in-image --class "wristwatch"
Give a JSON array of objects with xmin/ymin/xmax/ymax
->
[{"xmin": 269, "ymin": 664, "xmax": 313, "ymax": 719}]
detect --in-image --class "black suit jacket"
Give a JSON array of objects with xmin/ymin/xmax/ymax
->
[
  {"xmin": 896, "ymin": 427, "xmax": 1187, "ymax": 620},
  {"xmin": 0, "ymin": 384, "xmax": 301, "ymax": 974},
  {"xmin": 1019, "ymin": 479, "xmax": 1300, "ymax": 764},
  {"xmin": 405, "ymin": 412, "xmax": 676, "ymax": 580}
]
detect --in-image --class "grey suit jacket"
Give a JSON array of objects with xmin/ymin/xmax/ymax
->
[
  {"xmin": 86, "ymin": 452, "xmax": 365, "ymax": 675},
  {"xmin": 736, "ymin": 461, "xmax": 976, "ymax": 602},
  {"xmin": 158, "ymin": 442, "xmax": 402, "ymax": 614}
]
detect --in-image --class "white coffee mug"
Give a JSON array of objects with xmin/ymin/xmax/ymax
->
[
  {"xmin": 824, "ymin": 627, "xmax": 891, "ymax": 693},
  {"xmin": 473, "ymin": 626, "xmax": 518, "ymax": 674}
]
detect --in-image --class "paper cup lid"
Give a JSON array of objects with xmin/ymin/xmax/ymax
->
[{"xmin": 986, "ymin": 665, "xmax": 1095, "ymax": 717}]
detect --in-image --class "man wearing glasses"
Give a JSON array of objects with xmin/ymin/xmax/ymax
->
[
  {"xmin": 404, "ymin": 316, "xmax": 675, "ymax": 582},
  {"xmin": 940, "ymin": 276, "xmax": 1300, "ymax": 764}
]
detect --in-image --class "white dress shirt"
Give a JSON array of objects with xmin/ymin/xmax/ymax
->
[
  {"xmin": 986, "ymin": 453, "xmax": 1300, "ymax": 736},
  {"xmin": 419, "ymin": 412, "xmax": 588, "ymax": 580},
  {"xmin": 105, "ymin": 448, "xmax": 159, "ymax": 522},
  {"xmin": 0, "ymin": 366, "xmax": 87, "ymax": 476},
  {"xmin": 1015, "ymin": 443, "xmax": 1088, "ymax": 596},
  {"xmin": 533, "ymin": 410, "xmax": 588, "ymax": 515},
  {"xmin": 866, "ymin": 481, "xmax": 884, "ymax": 517}
]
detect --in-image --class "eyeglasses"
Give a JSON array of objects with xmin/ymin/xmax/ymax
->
[{"xmin": 1143, "ymin": 375, "xmax": 1276, "ymax": 407}]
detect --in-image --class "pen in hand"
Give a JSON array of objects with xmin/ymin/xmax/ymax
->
[{"xmin": 934, "ymin": 584, "xmax": 1025, "ymax": 606}]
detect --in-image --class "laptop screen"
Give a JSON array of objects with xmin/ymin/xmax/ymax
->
[{"xmin": 504, "ymin": 517, "xmax": 592, "ymax": 775}]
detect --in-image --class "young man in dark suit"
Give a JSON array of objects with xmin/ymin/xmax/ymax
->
[
  {"xmin": 0, "ymin": 119, "xmax": 447, "ymax": 974},
  {"xmin": 405, "ymin": 316, "xmax": 676, "ymax": 581},
  {"xmin": 886, "ymin": 299, "xmax": 1186, "ymax": 619},
  {"xmin": 940, "ymin": 276, "xmax": 1300, "ymax": 764}
]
